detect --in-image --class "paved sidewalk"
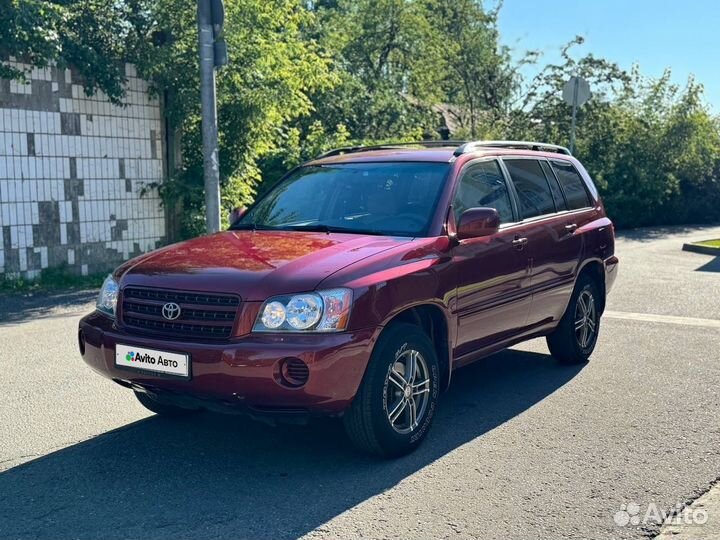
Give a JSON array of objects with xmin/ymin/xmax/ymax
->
[{"xmin": 656, "ymin": 481, "xmax": 720, "ymax": 539}]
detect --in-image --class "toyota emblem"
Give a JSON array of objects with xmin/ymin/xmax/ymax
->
[{"xmin": 161, "ymin": 302, "xmax": 182, "ymax": 321}]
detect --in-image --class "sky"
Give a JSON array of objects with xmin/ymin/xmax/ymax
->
[{"xmin": 496, "ymin": 0, "xmax": 720, "ymax": 111}]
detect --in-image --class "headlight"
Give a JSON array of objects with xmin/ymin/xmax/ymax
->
[
  {"xmin": 260, "ymin": 301, "xmax": 286, "ymax": 329},
  {"xmin": 96, "ymin": 275, "xmax": 119, "ymax": 318},
  {"xmin": 253, "ymin": 288, "xmax": 353, "ymax": 333},
  {"xmin": 286, "ymin": 294, "xmax": 323, "ymax": 330}
]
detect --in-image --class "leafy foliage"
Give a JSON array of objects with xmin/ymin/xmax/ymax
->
[
  {"xmin": 309, "ymin": 0, "xmax": 443, "ymax": 140},
  {"xmin": 427, "ymin": 0, "xmax": 515, "ymax": 137},
  {"xmin": 505, "ymin": 40, "xmax": 720, "ymax": 227},
  {"xmin": 0, "ymin": 0, "xmax": 150, "ymax": 102},
  {"xmin": 3, "ymin": 1, "xmax": 719, "ymax": 232},
  {"xmin": 136, "ymin": 0, "xmax": 336, "ymax": 237}
]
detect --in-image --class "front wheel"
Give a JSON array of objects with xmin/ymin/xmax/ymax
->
[
  {"xmin": 546, "ymin": 275, "xmax": 602, "ymax": 364},
  {"xmin": 343, "ymin": 323, "xmax": 440, "ymax": 457}
]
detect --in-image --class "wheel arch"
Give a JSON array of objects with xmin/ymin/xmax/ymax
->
[
  {"xmin": 381, "ymin": 303, "xmax": 453, "ymax": 391},
  {"xmin": 576, "ymin": 258, "xmax": 606, "ymax": 314}
]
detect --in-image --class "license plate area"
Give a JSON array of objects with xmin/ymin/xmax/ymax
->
[{"xmin": 115, "ymin": 343, "xmax": 190, "ymax": 379}]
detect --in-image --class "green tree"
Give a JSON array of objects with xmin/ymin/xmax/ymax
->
[
  {"xmin": 505, "ymin": 38, "xmax": 720, "ymax": 228},
  {"xmin": 427, "ymin": 0, "xmax": 515, "ymax": 138},
  {"xmin": 307, "ymin": 0, "xmax": 447, "ymax": 141},
  {"xmin": 6, "ymin": 1, "xmax": 716, "ymax": 234},
  {"xmin": 138, "ymin": 0, "xmax": 336, "ymax": 237},
  {"xmin": 594, "ymin": 72, "xmax": 720, "ymax": 227},
  {"xmin": 0, "ymin": 0, "xmax": 150, "ymax": 102}
]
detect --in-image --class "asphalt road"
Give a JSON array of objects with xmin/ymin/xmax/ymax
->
[{"xmin": 1, "ymin": 225, "xmax": 719, "ymax": 540}]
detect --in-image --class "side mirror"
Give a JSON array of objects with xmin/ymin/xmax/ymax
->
[
  {"xmin": 229, "ymin": 206, "xmax": 247, "ymax": 224},
  {"xmin": 456, "ymin": 208, "xmax": 500, "ymax": 240}
]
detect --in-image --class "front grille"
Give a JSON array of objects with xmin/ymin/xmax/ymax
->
[{"xmin": 120, "ymin": 287, "xmax": 240, "ymax": 340}]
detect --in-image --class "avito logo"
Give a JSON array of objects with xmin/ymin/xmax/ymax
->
[
  {"xmin": 131, "ymin": 352, "xmax": 158, "ymax": 365},
  {"xmin": 124, "ymin": 350, "xmax": 179, "ymax": 369}
]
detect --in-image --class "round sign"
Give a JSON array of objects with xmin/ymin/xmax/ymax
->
[{"xmin": 562, "ymin": 76, "xmax": 591, "ymax": 107}]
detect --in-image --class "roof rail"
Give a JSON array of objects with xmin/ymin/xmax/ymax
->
[
  {"xmin": 314, "ymin": 140, "xmax": 467, "ymax": 160},
  {"xmin": 453, "ymin": 140, "xmax": 572, "ymax": 156}
]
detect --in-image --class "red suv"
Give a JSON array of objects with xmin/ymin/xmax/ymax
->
[{"xmin": 79, "ymin": 140, "xmax": 618, "ymax": 456}]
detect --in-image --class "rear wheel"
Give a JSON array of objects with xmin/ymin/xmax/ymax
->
[
  {"xmin": 343, "ymin": 323, "xmax": 440, "ymax": 457},
  {"xmin": 546, "ymin": 274, "xmax": 602, "ymax": 364},
  {"xmin": 134, "ymin": 391, "xmax": 198, "ymax": 417}
]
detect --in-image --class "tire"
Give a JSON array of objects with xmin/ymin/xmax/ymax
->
[
  {"xmin": 343, "ymin": 323, "xmax": 440, "ymax": 457},
  {"xmin": 134, "ymin": 391, "xmax": 198, "ymax": 417},
  {"xmin": 546, "ymin": 274, "xmax": 602, "ymax": 364}
]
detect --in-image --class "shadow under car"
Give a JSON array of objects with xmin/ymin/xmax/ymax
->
[{"xmin": 0, "ymin": 348, "xmax": 583, "ymax": 540}]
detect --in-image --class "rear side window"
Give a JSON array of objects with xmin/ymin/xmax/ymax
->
[
  {"xmin": 551, "ymin": 161, "xmax": 592, "ymax": 210},
  {"xmin": 540, "ymin": 160, "xmax": 567, "ymax": 211},
  {"xmin": 453, "ymin": 160, "xmax": 514, "ymax": 223},
  {"xmin": 503, "ymin": 159, "xmax": 555, "ymax": 219}
]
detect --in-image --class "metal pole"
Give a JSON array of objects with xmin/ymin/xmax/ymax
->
[
  {"xmin": 569, "ymin": 76, "xmax": 579, "ymax": 155},
  {"xmin": 197, "ymin": 0, "xmax": 221, "ymax": 233}
]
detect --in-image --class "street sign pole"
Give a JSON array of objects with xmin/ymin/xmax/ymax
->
[
  {"xmin": 562, "ymin": 75, "xmax": 591, "ymax": 155},
  {"xmin": 569, "ymin": 76, "xmax": 579, "ymax": 155},
  {"xmin": 197, "ymin": 0, "xmax": 221, "ymax": 233}
]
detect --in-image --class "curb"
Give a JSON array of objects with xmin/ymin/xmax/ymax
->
[
  {"xmin": 682, "ymin": 242, "xmax": 720, "ymax": 256},
  {"xmin": 655, "ymin": 478, "xmax": 720, "ymax": 539}
]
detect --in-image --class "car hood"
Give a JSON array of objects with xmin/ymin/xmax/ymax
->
[{"xmin": 117, "ymin": 230, "xmax": 414, "ymax": 301}]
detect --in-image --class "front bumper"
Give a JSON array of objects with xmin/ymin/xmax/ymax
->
[{"xmin": 79, "ymin": 311, "xmax": 379, "ymax": 416}]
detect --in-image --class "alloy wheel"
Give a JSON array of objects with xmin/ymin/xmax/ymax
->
[
  {"xmin": 384, "ymin": 348, "xmax": 431, "ymax": 435},
  {"xmin": 574, "ymin": 289, "xmax": 597, "ymax": 349}
]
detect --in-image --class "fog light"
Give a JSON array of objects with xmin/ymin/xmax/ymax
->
[{"xmin": 278, "ymin": 357, "xmax": 309, "ymax": 388}]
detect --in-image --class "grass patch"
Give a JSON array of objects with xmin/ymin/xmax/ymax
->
[
  {"xmin": 0, "ymin": 265, "xmax": 107, "ymax": 295},
  {"xmin": 696, "ymin": 239, "xmax": 720, "ymax": 248}
]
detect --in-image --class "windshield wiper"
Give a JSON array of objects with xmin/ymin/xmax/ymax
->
[
  {"xmin": 229, "ymin": 223, "xmax": 279, "ymax": 231},
  {"xmin": 283, "ymin": 224, "xmax": 385, "ymax": 236}
]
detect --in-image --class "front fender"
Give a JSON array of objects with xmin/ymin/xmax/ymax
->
[{"xmin": 320, "ymin": 237, "xmax": 457, "ymax": 391}]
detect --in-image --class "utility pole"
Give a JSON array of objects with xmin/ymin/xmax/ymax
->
[{"xmin": 197, "ymin": 0, "xmax": 228, "ymax": 233}]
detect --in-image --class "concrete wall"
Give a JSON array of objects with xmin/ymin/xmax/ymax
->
[{"xmin": 0, "ymin": 60, "xmax": 166, "ymax": 279}]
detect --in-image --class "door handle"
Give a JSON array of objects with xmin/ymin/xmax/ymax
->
[
  {"xmin": 564, "ymin": 223, "xmax": 578, "ymax": 233},
  {"xmin": 512, "ymin": 236, "xmax": 528, "ymax": 250}
]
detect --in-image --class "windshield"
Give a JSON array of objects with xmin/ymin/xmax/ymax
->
[{"xmin": 233, "ymin": 162, "xmax": 449, "ymax": 236}]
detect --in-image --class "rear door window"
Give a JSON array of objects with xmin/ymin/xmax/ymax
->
[
  {"xmin": 551, "ymin": 160, "xmax": 592, "ymax": 210},
  {"xmin": 503, "ymin": 159, "xmax": 556, "ymax": 219}
]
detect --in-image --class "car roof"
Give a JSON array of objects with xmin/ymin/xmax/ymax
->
[{"xmin": 307, "ymin": 145, "xmax": 575, "ymax": 166}]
